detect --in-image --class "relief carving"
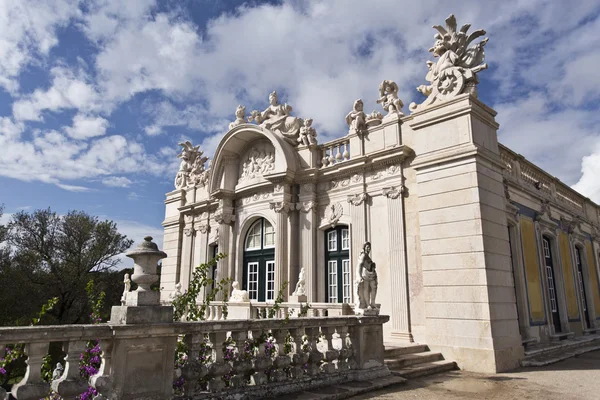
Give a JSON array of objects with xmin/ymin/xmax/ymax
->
[{"xmin": 239, "ymin": 145, "xmax": 275, "ymax": 184}]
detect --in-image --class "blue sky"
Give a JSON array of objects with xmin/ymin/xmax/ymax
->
[{"xmin": 1, "ymin": 0, "xmax": 600, "ymax": 252}]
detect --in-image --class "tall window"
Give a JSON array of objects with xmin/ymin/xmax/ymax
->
[
  {"xmin": 575, "ymin": 247, "xmax": 591, "ymax": 328},
  {"xmin": 243, "ymin": 218, "xmax": 276, "ymax": 302},
  {"xmin": 543, "ymin": 237, "xmax": 561, "ymax": 333},
  {"xmin": 325, "ymin": 226, "xmax": 351, "ymax": 303}
]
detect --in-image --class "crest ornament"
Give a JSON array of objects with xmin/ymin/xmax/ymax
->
[
  {"xmin": 229, "ymin": 105, "xmax": 246, "ymax": 130},
  {"xmin": 325, "ymin": 203, "xmax": 344, "ymax": 227},
  {"xmin": 248, "ymin": 90, "xmax": 304, "ymax": 145},
  {"xmin": 410, "ymin": 14, "xmax": 489, "ymax": 112},
  {"xmin": 365, "ymin": 110, "xmax": 384, "ymax": 127},
  {"xmin": 175, "ymin": 141, "xmax": 210, "ymax": 189}
]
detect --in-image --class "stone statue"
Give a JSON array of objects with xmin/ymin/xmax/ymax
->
[
  {"xmin": 229, "ymin": 105, "xmax": 246, "ymax": 130},
  {"xmin": 292, "ymin": 267, "xmax": 306, "ymax": 296},
  {"xmin": 169, "ymin": 282, "xmax": 183, "ymax": 301},
  {"xmin": 355, "ymin": 242, "xmax": 379, "ymax": 314},
  {"xmin": 377, "ymin": 80, "xmax": 404, "ymax": 118},
  {"xmin": 239, "ymin": 146, "xmax": 275, "ymax": 182},
  {"xmin": 345, "ymin": 99, "xmax": 367, "ymax": 134},
  {"xmin": 52, "ymin": 362, "xmax": 64, "ymax": 380},
  {"xmin": 410, "ymin": 14, "xmax": 489, "ymax": 112},
  {"xmin": 229, "ymin": 281, "xmax": 250, "ymax": 302},
  {"xmin": 120, "ymin": 273, "xmax": 131, "ymax": 306},
  {"xmin": 248, "ymin": 90, "xmax": 303, "ymax": 144},
  {"xmin": 297, "ymin": 118, "xmax": 317, "ymax": 146},
  {"xmin": 174, "ymin": 141, "xmax": 210, "ymax": 189}
]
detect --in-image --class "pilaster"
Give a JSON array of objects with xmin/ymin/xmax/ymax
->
[
  {"xmin": 270, "ymin": 200, "xmax": 292, "ymax": 300},
  {"xmin": 382, "ymin": 186, "xmax": 412, "ymax": 342},
  {"xmin": 297, "ymin": 183, "xmax": 318, "ymax": 301},
  {"xmin": 215, "ymin": 199, "xmax": 235, "ymax": 300},
  {"xmin": 180, "ymin": 214, "xmax": 195, "ymax": 290}
]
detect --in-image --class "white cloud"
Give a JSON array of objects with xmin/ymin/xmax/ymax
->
[
  {"xmin": 144, "ymin": 125, "xmax": 162, "ymax": 136},
  {"xmin": 102, "ymin": 176, "xmax": 133, "ymax": 187},
  {"xmin": 65, "ymin": 114, "xmax": 109, "ymax": 139}
]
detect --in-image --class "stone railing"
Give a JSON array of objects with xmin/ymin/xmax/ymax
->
[
  {"xmin": 203, "ymin": 301, "xmax": 351, "ymax": 320},
  {"xmin": 499, "ymin": 144, "xmax": 586, "ymax": 212},
  {"xmin": 319, "ymin": 137, "xmax": 350, "ymax": 168},
  {"xmin": 0, "ymin": 316, "xmax": 389, "ymax": 400}
]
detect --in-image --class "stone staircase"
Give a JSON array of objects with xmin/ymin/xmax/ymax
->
[
  {"xmin": 520, "ymin": 333, "xmax": 600, "ymax": 367},
  {"xmin": 384, "ymin": 343, "xmax": 457, "ymax": 379}
]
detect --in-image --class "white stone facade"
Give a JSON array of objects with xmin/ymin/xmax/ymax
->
[{"xmin": 160, "ymin": 15, "xmax": 600, "ymax": 374}]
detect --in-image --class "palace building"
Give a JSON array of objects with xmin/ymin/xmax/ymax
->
[{"xmin": 159, "ymin": 15, "xmax": 600, "ymax": 373}]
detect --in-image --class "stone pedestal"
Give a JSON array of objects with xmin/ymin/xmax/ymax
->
[
  {"xmin": 288, "ymin": 294, "xmax": 307, "ymax": 303},
  {"xmin": 227, "ymin": 302, "xmax": 253, "ymax": 319}
]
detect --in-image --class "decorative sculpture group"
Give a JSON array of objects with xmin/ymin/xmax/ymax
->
[
  {"xmin": 292, "ymin": 267, "xmax": 306, "ymax": 296},
  {"xmin": 174, "ymin": 141, "xmax": 210, "ymax": 190}
]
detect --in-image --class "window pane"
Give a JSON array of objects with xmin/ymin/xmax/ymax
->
[
  {"xmin": 328, "ymin": 231, "xmax": 337, "ymax": 252},
  {"xmin": 248, "ymin": 262, "xmax": 259, "ymax": 300},
  {"xmin": 328, "ymin": 260, "xmax": 338, "ymax": 303},
  {"xmin": 342, "ymin": 259, "xmax": 351, "ymax": 303},
  {"xmin": 341, "ymin": 229, "xmax": 350, "ymax": 250},
  {"xmin": 246, "ymin": 221, "xmax": 262, "ymax": 250},
  {"xmin": 266, "ymin": 261, "xmax": 275, "ymax": 301}
]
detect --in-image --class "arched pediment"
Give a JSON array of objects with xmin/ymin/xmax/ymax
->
[{"xmin": 208, "ymin": 124, "xmax": 299, "ymax": 195}]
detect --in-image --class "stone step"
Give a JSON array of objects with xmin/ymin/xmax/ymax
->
[
  {"xmin": 390, "ymin": 360, "xmax": 458, "ymax": 379},
  {"xmin": 523, "ymin": 335, "xmax": 600, "ymax": 358},
  {"xmin": 384, "ymin": 343, "xmax": 429, "ymax": 358},
  {"xmin": 384, "ymin": 351, "xmax": 443, "ymax": 369},
  {"xmin": 521, "ymin": 342, "xmax": 600, "ymax": 367}
]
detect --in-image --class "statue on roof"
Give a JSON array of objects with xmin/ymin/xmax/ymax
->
[
  {"xmin": 410, "ymin": 14, "xmax": 489, "ymax": 112},
  {"xmin": 248, "ymin": 90, "xmax": 303, "ymax": 145},
  {"xmin": 345, "ymin": 99, "xmax": 367, "ymax": 134},
  {"xmin": 174, "ymin": 141, "xmax": 210, "ymax": 189},
  {"xmin": 229, "ymin": 105, "xmax": 247, "ymax": 130},
  {"xmin": 377, "ymin": 80, "xmax": 404, "ymax": 119}
]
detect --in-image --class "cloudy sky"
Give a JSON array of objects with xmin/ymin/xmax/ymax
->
[{"xmin": 1, "ymin": 0, "xmax": 600, "ymax": 252}]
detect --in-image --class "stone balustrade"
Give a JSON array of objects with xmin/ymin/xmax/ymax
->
[
  {"xmin": 0, "ymin": 316, "xmax": 388, "ymax": 400},
  {"xmin": 499, "ymin": 144, "xmax": 586, "ymax": 212},
  {"xmin": 202, "ymin": 301, "xmax": 351, "ymax": 320},
  {"xmin": 319, "ymin": 138, "xmax": 350, "ymax": 168}
]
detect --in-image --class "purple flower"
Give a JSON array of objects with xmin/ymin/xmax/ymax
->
[{"xmin": 0, "ymin": 367, "xmax": 6, "ymax": 375}]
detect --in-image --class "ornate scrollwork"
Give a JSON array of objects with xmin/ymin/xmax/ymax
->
[
  {"xmin": 269, "ymin": 201, "xmax": 292, "ymax": 213},
  {"xmin": 382, "ymin": 186, "xmax": 405, "ymax": 199},
  {"xmin": 347, "ymin": 193, "xmax": 368, "ymax": 206},
  {"xmin": 324, "ymin": 203, "xmax": 344, "ymax": 227},
  {"xmin": 296, "ymin": 201, "xmax": 318, "ymax": 213}
]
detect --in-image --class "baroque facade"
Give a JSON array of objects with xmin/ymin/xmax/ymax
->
[{"xmin": 160, "ymin": 15, "xmax": 600, "ymax": 373}]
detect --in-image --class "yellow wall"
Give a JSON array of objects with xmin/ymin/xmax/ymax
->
[
  {"xmin": 520, "ymin": 217, "xmax": 545, "ymax": 323},
  {"xmin": 559, "ymin": 232, "xmax": 579, "ymax": 320},
  {"xmin": 585, "ymin": 241, "xmax": 600, "ymax": 317}
]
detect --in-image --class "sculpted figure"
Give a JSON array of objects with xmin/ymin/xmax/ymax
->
[
  {"xmin": 175, "ymin": 141, "xmax": 209, "ymax": 189},
  {"xmin": 355, "ymin": 242, "xmax": 379, "ymax": 312},
  {"xmin": 297, "ymin": 118, "xmax": 317, "ymax": 146},
  {"xmin": 169, "ymin": 282, "xmax": 183, "ymax": 301},
  {"xmin": 229, "ymin": 281, "xmax": 250, "ymax": 302},
  {"xmin": 377, "ymin": 80, "xmax": 404, "ymax": 117},
  {"xmin": 346, "ymin": 99, "xmax": 367, "ymax": 134},
  {"xmin": 121, "ymin": 273, "xmax": 131, "ymax": 306},
  {"xmin": 410, "ymin": 14, "xmax": 489, "ymax": 112},
  {"xmin": 229, "ymin": 105, "xmax": 246, "ymax": 130},
  {"xmin": 248, "ymin": 91, "xmax": 303, "ymax": 144},
  {"xmin": 292, "ymin": 267, "xmax": 306, "ymax": 296},
  {"xmin": 52, "ymin": 362, "xmax": 64, "ymax": 380}
]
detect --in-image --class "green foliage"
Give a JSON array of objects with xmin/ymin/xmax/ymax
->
[
  {"xmin": 1, "ymin": 208, "xmax": 133, "ymax": 325},
  {"xmin": 298, "ymin": 302, "xmax": 311, "ymax": 317},
  {"xmin": 267, "ymin": 280, "xmax": 291, "ymax": 321},
  {"xmin": 172, "ymin": 253, "xmax": 231, "ymax": 322}
]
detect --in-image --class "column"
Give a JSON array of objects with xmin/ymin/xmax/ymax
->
[
  {"xmin": 270, "ymin": 201, "xmax": 291, "ymax": 299},
  {"xmin": 180, "ymin": 214, "xmax": 195, "ymax": 290},
  {"xmin": 382, "ymin": 186, "xmax": 412, "ymax": 341},
  {"xmin": 297, "ymin": 198, "xmax": 318, "ymax": 301},
  {"xmin": 214, "ymin": 199, "xmax": 235, "ymax": 300}
]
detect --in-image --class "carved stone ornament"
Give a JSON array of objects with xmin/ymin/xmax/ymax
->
[
  {"xmin": 410, "ymin": 14, "xmax": 489, "ymax": 112},
  {"xmin": 248, "ymin": 90, "xmax": 304, "ymax": 145},
  {"xmin": 347, "ymin": 193, "xmax": 367, "ymax": 206},
  {"xmin": 197, "ymin": 224, "xmax": 210, "ymax": 234},
  {"xmin": 296, "ymin": 201, "xmax": 318, "ymax": 213},
  {"xmin": 242, "ymin": 191, "xmax": 272, "ymax": 204},
  {"xmin": 239, "ymin": 146, "xmax": 275, "ymax": 183},
  {"xmin": 300, "ymin": 183, "xmax": 315, "ymax": 194},
  {"xmin": 591, "ymin": 225, "xmax": 600, "ymax": 241},
  {"xmin": 382, "ymin": 186, "xmax": 404, "ymax": 199},
  {"xmin": 325, "ymin": 203, "xmax": 344, "ymax": 227},
  {"xmin": 174, "ymin": 141, "xmax": 210, "ymax": 189},
  {"xmin": 503, "ymin": 178, "xmax": 511, "ymax": 200},
  {"xmin": 229, "ymin": 105, "xmax": 247, "ymax": 130},
  {"xmin": 377, "ymin": 80, "xmax": 404, "ymax": 118},
  {"xmin": 345, "ymin": 99, "xmax": 367, "ymax": 134},
  {"xmin": 183, "ymin": 214, "xmax": 194, "ymax": 236},
  {"xmin": 269, "ymin": 201, "xmax": 292, "ymax": 213},
  {"xmin": 365, "ymin": 110, "xmax": 383, "ymax": 127},
  {"xmin": 214, "ymin": 200, "xmax": 235, "ymax": 225},
  {"xmin": 229, "ymin": 281, "xmax": 250, "ymax": 302},
  {"xmin": 561, "ymin": 216, "xmax": 582, "ymax": 234}
]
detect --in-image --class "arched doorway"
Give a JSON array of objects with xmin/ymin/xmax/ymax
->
[{"xmin": 242, "ymin": 218, "xmax": 275, "ymax": 301}]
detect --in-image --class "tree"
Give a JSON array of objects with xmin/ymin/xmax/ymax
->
[{"xmin": 4, "ymin": 208, "xmax": 133, "ymax": 324}]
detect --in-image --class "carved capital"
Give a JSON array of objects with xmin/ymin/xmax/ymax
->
[
  {"xmin": 296, "ymin": 201, "xmax": 318, "ymax": 213},
  {"xmin": 197, "ymin": 224, "xmax": 210, "ymax": 234},
  {"xmin": 183, "ymin": 227, "xmax": 195, "ymax": 237},
  {"xmin": 382, "ymin": 186, "xmax": 405, "ymax": 199},
  {"xmin": 270, "ymin": 201, "xmax": 292, "ymax": 213},
  {"xmin": 591, "ymin": 225, "xmax": 600, "ymax": 242},
  {"xmin": 347, "ymin": 193, "xmax": 367, "ymax": 206}
]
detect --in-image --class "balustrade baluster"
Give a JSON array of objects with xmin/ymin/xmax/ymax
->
[
  {"xmin": 288, "ymin": 327, "xmax": 307, "ymax": 378},
  {"xmin": 305, "ymin": 326, "xmax": 322, "ymax": 376},
  {"xmin": 90, "ymin": 339, "xmax": 114, "ymax": 399},
  {"xmin": 328, "ymin": 146, "xmax": 335, "ymax": 165},
  {"xmin": 272, "ymin": 328, "xmax": 290, "ymax": 381},
  {"xmin": 181, "ymin": 333, "xmax": 208, "ymax": 396},
  {"xmin": 229, "ymin": 330, "xmax": 251, "ymax": 388},
  {"xmin": 51, "ymin": 339, "xmax": 89, "ymax": 399},
  {"xmin": 342, "ymin": 142, "xmax": 350, "ymax": 160},
  {"xmin": 249, "ymin": 329, "xmax": 271, "ymax": 385},
  {"xmin": 319, "ymin": 326, "xmax": 339, "ymax": 374},
  {"xmin": 335, "ymin": 145, "xmax": 343, "ymax": 162},
  {"xmin": 321, "ymin": 150, "xmax": 329, "ymax": 167},
  {"xmin": 335, "ymin": 326, "xmax": 351, "ymax": 371},
  {"xmin": 206, "ymin": 332, "xmax": 230, "ymax": 391},
  {"xmin": 11, "ymin": 342, "xmax": 50, "ymax": 400}
]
